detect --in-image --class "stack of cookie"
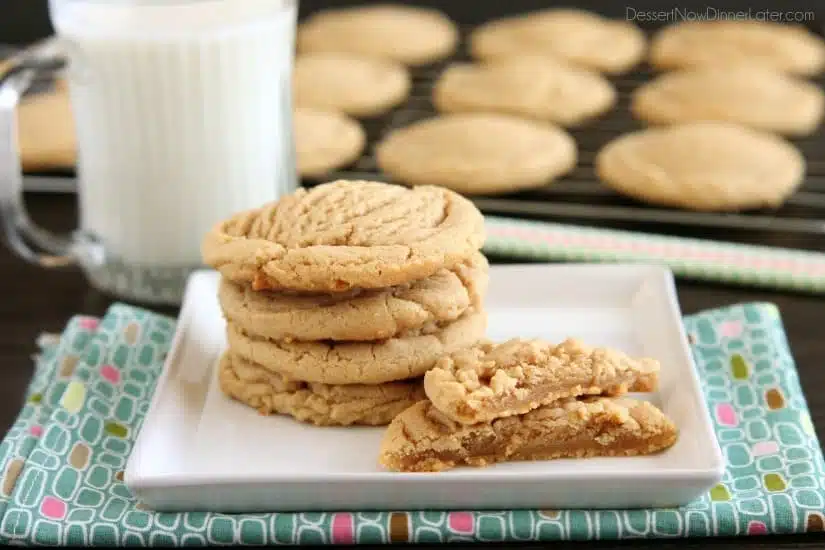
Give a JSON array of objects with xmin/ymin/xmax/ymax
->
[
  {"xmin": 379, "ymin": 338, "xmax": 678, "ymax": 472},
  {"xmin": 201, "ymin": 180, "xmax": 489, "ymax": 427}
]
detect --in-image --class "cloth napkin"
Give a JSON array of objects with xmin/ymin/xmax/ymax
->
[{"xmin": 0, "ymin": 302, "xmax": 823, "ymax": 545}]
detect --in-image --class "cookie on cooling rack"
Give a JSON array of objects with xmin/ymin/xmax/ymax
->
[
  {"xmin": 375, "ymin": 113, "xmax": 577, "ymax": 195},
  {"xmin": 649, "ymin": 19, "xmax": 825, "ymax": 76},
  {"xmin": 17, "ymin": 86, "xmax": 76, "ymax": 171},
  {"xmin": 469, "ymin": 8, "xmax": 646, "ymax": 74},
  {"xmin": 433, "ymin": 56, "xmax": 617, "ymax": 127},
  {"xmin": 297, "ymin": 5, "xmax": 458, "ymax": 66},
  {"xmin": 294, "ymin": 53, "xmax": 411, "ymax": 118},
  {"xmin": 631, "ymin": 66, "xmax": 825, "ymax": 137},
  {"xmin": 595, "ymin": 122, "xmax": 805, "ymax": 212},
  {"xmin": 294, "ymin": 107, "xmax": 365, "ymax": 178}
]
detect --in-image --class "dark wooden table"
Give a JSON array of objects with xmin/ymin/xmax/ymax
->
[{"xmin": 1, "ymin": 193, "xmax": 824, "ymax": 549}]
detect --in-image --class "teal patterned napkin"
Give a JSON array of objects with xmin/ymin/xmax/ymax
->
[{"xmin": 0, "ymin": 302, "xmax": 823, "ymax": 545}]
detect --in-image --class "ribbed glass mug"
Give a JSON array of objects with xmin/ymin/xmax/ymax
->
[{"xmin": 0, "ymin": 0, "xmax": 298, "ymax": 305}]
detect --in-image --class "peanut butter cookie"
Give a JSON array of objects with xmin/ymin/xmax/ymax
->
[
  {"xmin": 294, "ymin": 107, "xmax": 365, "ymax": 178},
  {"xmin": 424, "ymin": 338, "xmax": 659, "ymax": 425},
  {"xmin": 649, "ymin": 20, "xmax": 825, "ymax": 76},
  {"xmin": 632, "ymin": 66, "xmax": 824, "ymax": 136},
  {"xmin": 219, "ymin": 352, "xmax": 424, "ymax": 426},
  {"xmin": 379, "ymin": 397, "xmax": 678, "ymax": 472},
  {"xmin": 219, "ymin": 252, "xmax": 488, "ymax": 343},
  {"xmin": 433, "ymin": 57, "xmax": 616, "ymax": 127},
  {"xmin": 595, "ymin": 122, "xmax": 805, "ymax": 211},
  {"xmin": 470, "ymin": 8, "xmax": 646, "ymax": 74},
  {"xmin": 375, "ymin": 114, "xmax": 577, "ymax": 195},
  {"xmin": 201, "ymin": 180, "xmax": 486, "ymax": 292},
  {"xmin": 17, "ymin": 86, "xmax": 76, "ymax": 171},
  {"xmin": 294, "ymin": 53, "xmax": 411, "ymax": 118},
  {"xmin": 225, "ymin": 309, "xmax": 487, "ymax": 385},
  {"xmin": 297, "ymin": 5, "xmax": 458, "ymax": 66}
]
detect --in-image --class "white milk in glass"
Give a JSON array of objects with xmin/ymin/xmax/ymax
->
[{"xmin": 51, "ymin": 0, "xmax": 297, "ymax": 266}]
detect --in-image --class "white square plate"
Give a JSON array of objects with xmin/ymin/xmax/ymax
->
[{"xmin": 125, "ymin": 264, "xmax": 723, "ymax": 512}]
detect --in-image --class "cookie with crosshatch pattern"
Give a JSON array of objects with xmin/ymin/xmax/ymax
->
[{"xmin": 201, "ymin": 180, "xmax": 486, "ymax": 292}]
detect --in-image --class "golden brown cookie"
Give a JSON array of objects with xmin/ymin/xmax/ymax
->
[
  {"xmin": 219, "ymin": 252, "xmax": 488, "ymax": 343},
  {"xmin": 294, "ymin": 107, "xmax": 365, "ymax": 178},
  {"xmin": 424, "ymin": 338, "xmax": 659, "ymax": 425},
  {"xmin": 294, "ymin": 53, "xmax": 411, "ymax": 118},
  {"xmin": 649, "ymin": 20, "xmax": 825, "ymax": 76},
  {"xmin": 219, "ymin": 352, "xmax": 424, "ymax": 426},
  {"xmin": 17, "ymin": 86, "xmax": 76, "ymax": 171},
  {"xmin": 375, "ymin": 114, "xmax": 577, "ymax": 195},
  {"xmin": 595, "ymin": 122, "xmax": 805, "ymax": 211},
  {"xmin": 379, "ymin": 397, "xmax": 678, "ymax": 472},
  {"xmin": 632, "ymin": 66, "xmax": 825, "ymax": 136},
  {"xmin": 201, "ymin": 180, "xmax": 486, "ymax": 292},
  {"xmin": 297, "ymin": 4, "xmax": 458, "ymax": 66},
  {"xmin": 225, "ymin": 308, "xmax": 487, "ymax": 385},
  {"xmin": 433, "ymin": 57, "xmax": 617, "ymax": 127},
  {"xmin": 470, "ymin": 8, "xmax": 646, "ymax": 74}
]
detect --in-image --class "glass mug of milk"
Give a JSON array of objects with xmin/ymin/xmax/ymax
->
[{"xmin": 0, "ymin": 0, "xmax": 298, "ymax": 304}]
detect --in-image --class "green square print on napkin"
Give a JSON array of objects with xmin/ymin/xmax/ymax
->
[{"xmin": 0, "ymin": 301, "xmax": 822, "ymax": 545}]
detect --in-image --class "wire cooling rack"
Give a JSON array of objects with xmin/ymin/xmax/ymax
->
[
  {"xmin": 306, "ymin": 23, "xmax": 825, "ymax": 252},
  {"xmin": 11, "ymin": 21, "xmax": 825, "ymax": 252}
]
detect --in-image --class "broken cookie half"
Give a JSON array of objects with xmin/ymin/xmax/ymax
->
[
  {"xmin": 379, "ymin": 396, "xmax": 678, "ymax": 473},
  {"xmin": 424, "ymin": 338, "xmax": 659, "ymax": 425}
]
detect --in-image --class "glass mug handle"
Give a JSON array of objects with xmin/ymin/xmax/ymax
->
[{"xmin": 0, "ymin": 40, "xmax": 77, "ymax": 268}]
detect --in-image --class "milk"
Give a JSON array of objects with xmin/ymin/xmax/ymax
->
[{"xmin": 50, "ymin": 0, "xmax": 297, "ymax": 266}]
